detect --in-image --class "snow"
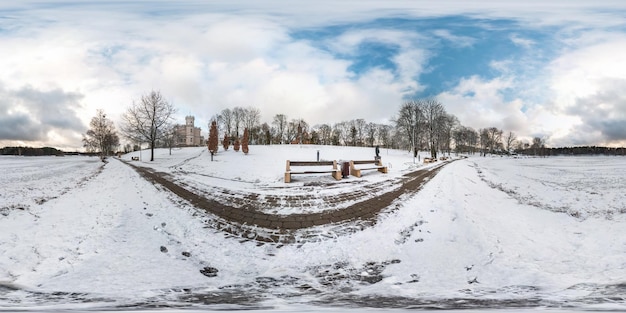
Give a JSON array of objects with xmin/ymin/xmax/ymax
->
[{"xmin": 0, "ymin": 147, "xmax": 624, "ymax": 312}]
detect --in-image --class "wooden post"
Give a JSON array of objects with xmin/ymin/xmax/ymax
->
[{"xmin": 284, "ymin": 160, "xmax": 291, "ymax": 183}]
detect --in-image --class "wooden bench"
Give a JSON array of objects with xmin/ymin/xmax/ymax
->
[
  {"xmin": 349, "ymin": 160, "xmax": 388, "ymax": 178},
  {"xmin": 131, "ymin": 156, "xmax": 139, "ymax": 161},
  {"xmin": 284, "ymin": 160, "xmax": 341, "ymax": 183}
]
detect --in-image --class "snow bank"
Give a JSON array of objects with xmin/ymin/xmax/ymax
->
[{"xmin": 0, "ymin": 148, "xmax": 624, "ymax": 311}]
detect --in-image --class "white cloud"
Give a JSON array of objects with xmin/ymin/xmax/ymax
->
[
  {"xmin": 2, "ymin": 1, "xmax": 626, "ymax": 149},
  {"xmin": 440, "ymin": 32, "xmax": 626, "ymax": 147},
  {"xmin": 0, "ymin": 84, "xmax": 85, "ymax": 149},
  {"xmin": 325, "ymin": 28, "xmax": 428, "ymax": 94},
  {"xmin": 510, "ymin": 34, "xmax": 534, "ymax": 48},
  {"xmin": 544, "ymin": 34, "xmax": 626, "ymax": 146},
  {"xmin": 438, "ymin": 75, "xmax": 528, "ymax": 132},
  {"xmin": 202, "ymin": 57, "xmax": 407, "ymax": 126},
  {"xmin": 432, "ymin": 29, "xmax": 476, "ymax": 47},
  {"xmin": 329, "ymin": 29, "xmax": 420, "ymax": 53},
  {"xmin": 549, "ymin": 37, "xmax": 626, "ymax": 104}
]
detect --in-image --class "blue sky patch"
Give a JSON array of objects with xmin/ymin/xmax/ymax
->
[
  {"xmin": 291, "ymin": 15, "xmax": 559, "ymax": 100},
  {"xmin": 347, "ymin": 41, "xmax": 400, "ymax": 75}
]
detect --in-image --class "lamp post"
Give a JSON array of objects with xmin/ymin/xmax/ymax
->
[
  {"xmin": 412, "ymin": 125, "xmax": 416, "ymax": 164},
  {"xmin": 100, "ymin": 114, "xmax": 106, "ymax": 160}
]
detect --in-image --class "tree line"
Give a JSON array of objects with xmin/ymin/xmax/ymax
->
[
  {"xmin": 200, "ymin": 98, "xmax": 563, "ymax": 159},
  {"xmin": 0, "ymin": 146, "xmax": 65, "ymax": 156},
  {"xmin": 527, "ymin": 146, "xmax": 626, "ymax": 156},
  {"xmin": 211, "ymin": 108, "xmax": 393, "ymax": 148},
  {"xmin": 83, "ymin": 90, "xmax": 175, "ymax": 161},
  {"xmin": 81, "ymin": 90, "xmax": 624, "ymax": 161}
]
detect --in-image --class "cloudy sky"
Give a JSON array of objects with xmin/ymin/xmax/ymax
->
[{"xmin": 1, "ymin": 1, "xmax": 626, "ymax": 150}]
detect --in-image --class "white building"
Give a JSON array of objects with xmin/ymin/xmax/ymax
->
[{"xmin": 174, "ymin": 116, "xmax": 204, "ymax": 147}]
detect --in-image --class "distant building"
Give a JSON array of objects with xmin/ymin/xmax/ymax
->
[{"xmin": 174, "ymin": 116, "xmax": 204, "ymax": 147}]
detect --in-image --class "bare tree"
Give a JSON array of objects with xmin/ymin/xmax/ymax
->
[
  {"xmin": 479, "ymin": 128, "xmax": 489, "ymax": 156},
  {"xmin": 121, "ymin": 90, "xmax": 176, "ymax": 161},
  {"xmin": 286, "ymin": 118, "xmax": 308, "ymax": 143},
  {"xmin": 437, "ymin": 114, "xmax": 458, "ymax": 156},
  {"xmin": 347, "ymin": 122, "xmax": 357, "ymax": 146},
  {"xmin": 286, "ymin": 119, "xmax": 298, "ymax": 143},
  {"xmin": 272, "ymin": 114, "xmax": 288, "ymax": 144},
  {"xmin": 243, "ymin": 107, "xmax": 261, "ymax": 134},
  {"xmin": 315, "ymin": 124, "xmax": 332, "ymax": 145},
  {"xmin": 423, "ymin": 98, "xmax": 446, "ymax": 159},
  {"xmin": 377, "ymin": 124, "xmax": 392, "ymax": 148},
  {"xmin": 354, "ymin": 118, "xmax": 366, "ymax": 146},
  {"xmin": 365, "ymin": 122, "xmax": 377, "ymax": 147},
  {"xmin": 334, "ymin": 121, "xmax": 352, "ymax": 146},
  {"xmin": 453, "ymin": 126, "xmax": 478, "ymax": 154},
  {"xmin": 309, "ymin": 129, "xmax": 319, "ymax": 144},
  {"xmin": 394, "ymin": 102, "xmax": 413, "ymax": 151},
  {"xmin": 230, "ymin": 107, "xmax": 244, "ymax": 138},
  {"xmin": 487, "ymin": 127, "xmax": 503, "ymax": 153},
  {"xmin": 241, "ymin": 107, "xmax": 261, "ymax": 144},
  {"xmin": 478, "ymin": 127, "xmax": 503, "ymax": 155},
  {"xmin": 219, "ymin": 108, "xmax": 234, "ymax": 140},
  {"xmin": 260, "ymin": 122, "xmax": 271, "ymax": 145},
  {"xmin": 160, "ymin": 123, "xmax": 177, "ymax": 155},
  {"xmin": 531, "ymin": 136, "xmax": 545, "ymax": 156},
  {"xmin": 83, "ymin": 109, "xmax": 119, "ymax": 161},
  {"xmin": 331, "ymin": 123, "xmax": 343, "ymax": 146},
  {"xmin": 504, "ymin": 131, "xmax": 517, "ymax": 154},
  {"xmin": 394, "ymin": 100, "xmax": 425, "ymax": 152}
]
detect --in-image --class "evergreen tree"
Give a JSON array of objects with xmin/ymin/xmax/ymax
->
[
  {"xmin": 208, "ymin": 120, "xmax": 219, "ymax": 160},
  {"xmin": 242, "ymin": 128, "xmax": 249, "ymax": 154},
  {"xmin": 222, "ymin": 133, "xmax": 230, "ymax": 151}
]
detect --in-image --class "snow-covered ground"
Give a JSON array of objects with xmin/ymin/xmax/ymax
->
[
  {"xmin": 120, "ymin": 145, "xmax": 441, "ymax": 215},
  {"xmin": 121, "ymin": 145, "xmax": 435, "ymax": 188},
  {"xmin": 0, "ymin": 147, "xmax": 624, "ymax": 312}
]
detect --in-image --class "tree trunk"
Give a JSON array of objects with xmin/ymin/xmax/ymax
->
[{"xmin": 150, "ymin": 140, "xmax": 155, "ymax": 161}]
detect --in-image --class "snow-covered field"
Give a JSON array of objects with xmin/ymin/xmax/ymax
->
[
  {"xmin": 0, "ymin": 146, "xmax": 624, "ymax": 312},
  {"xmin": 121, "ymin": 145, "xmax": 440, "ymax": 215}
]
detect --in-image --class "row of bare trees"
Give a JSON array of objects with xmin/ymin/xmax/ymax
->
[
  {"xmin": 454, "ymin": 126, "xmax": 545, "ymax": 156},
  {"xmin": 84, "ymin": 90, "xmax": 176, "ymax": 161},
  {"xmin": 307, "ymin": 121, "xmax": 392, "ymax": 147},
  {"xmin": 83, "ymin": 90, "xmax": 547, "ymax": 161},
  {"xmin": 393, "ymin": 99, "xmax": 458, "ymax": 158},
  {"xmin": 395, "ymin": 99, "xmax": 549, "ymax": 157},
  {"xmin": 214, "ymin": 107, "xmax": 261, "ymax": 144}
]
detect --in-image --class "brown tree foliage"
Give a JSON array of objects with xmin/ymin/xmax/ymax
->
[
  {"xmin": 234, "ymin": 138, "xmax": 240, "ymax": 152},
  {"xmin": 242, "ymin": 128, "xmax": 249, "ymax": 154},
  {"xmin": 222, "ymin": 133, "xmax": 229, "ymax": 151},
  {"xmin": 208, "ymin": 120, "xmax": 218, "ymax": 155}
]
